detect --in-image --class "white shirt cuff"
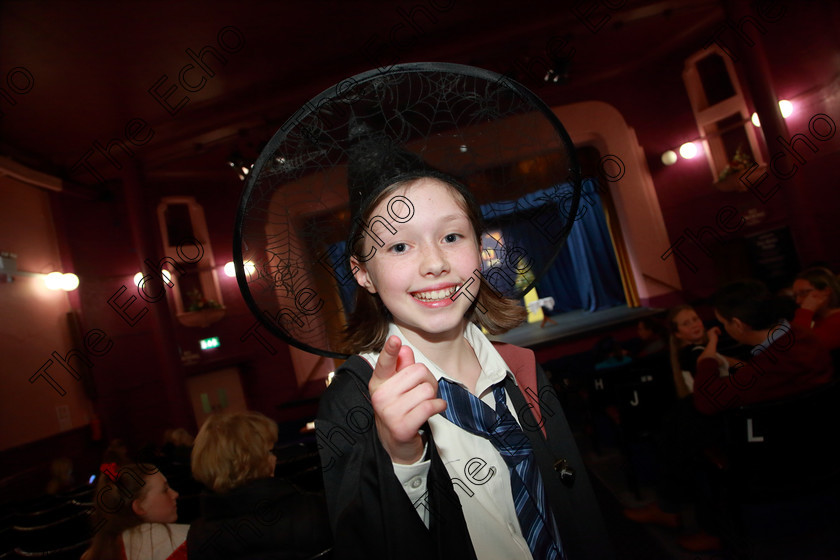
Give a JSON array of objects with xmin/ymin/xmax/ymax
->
[{"xmin": 392, "ymin": 441, "xmax": 431, "ymax": 527}]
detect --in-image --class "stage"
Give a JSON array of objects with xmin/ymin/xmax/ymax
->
[{"xmin": 488, "ymin": 304, "xmax": 663, "ymax": 349}]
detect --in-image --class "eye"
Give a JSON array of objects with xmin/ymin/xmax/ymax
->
[
  {"xmin": 389, "ymin": 242, "xmax": 408, "ymax": 254},
  {"xmin": 443, "ymin": 233, "xmax": 461, "ymax": 243}
]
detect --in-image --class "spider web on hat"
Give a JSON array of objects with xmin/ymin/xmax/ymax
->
[{"xmin": 234, "ymin": 63, "xmax": 581, "ymax": 358}]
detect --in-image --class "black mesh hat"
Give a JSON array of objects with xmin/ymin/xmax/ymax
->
[{"xmin": 234, "ymin": 62, "xmax": 581, "ymax": 358}]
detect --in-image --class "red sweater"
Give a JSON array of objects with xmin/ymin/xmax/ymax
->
[
  {"xmin": 693, "ymin": 324, "xmax": 834, "ymax": 415},
  {"xmin": 792, "ymin": 307, "xmax": 840, "ymax": 350}
]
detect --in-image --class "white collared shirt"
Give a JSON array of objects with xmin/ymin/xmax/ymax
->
[
  {"xmin": 751, "ymin": 319, "xmax": 792, "ymax": 357},
  {"xmin": 121, "ymin": 522, "xmax": 188, "ymax": 560},
  {"xmin": 360, "ymin": 322, "xmax": 534, "ymax": 560}
]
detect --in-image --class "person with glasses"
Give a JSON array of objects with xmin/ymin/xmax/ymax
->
[
  {"xmin": 187, "ymin": 411, "xmax": 331, "ymax": 559},
  {"xmin": 791, "ymin": 267, "xmax": 840, "ymax": 351}
]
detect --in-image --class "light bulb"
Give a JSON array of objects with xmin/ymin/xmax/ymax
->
[
  {"xmin": 60, "ymin": 273, "xmax": 79, "ymax": 291},
  {"xmin": 661, "ymin": 150, "xmax": 678, "ymax": 166},
  {"xmin": 45, "ymin": 272, "xmax": 64, "ymax": 290},
  {"xmin": 752, "ymin": 100, "xmax": 793, "ymax": 127},
  {"xmin": 679, "ymin": 142, "xmax": 698, "ymax": 159},
  {"xmin": 779, "ymin": 99, "xmax": 793, "ymax": 118}
]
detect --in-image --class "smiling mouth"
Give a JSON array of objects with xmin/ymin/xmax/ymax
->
[{"xmin": 411, "ymin": 285, "xmax": 460, "ymax": 301}]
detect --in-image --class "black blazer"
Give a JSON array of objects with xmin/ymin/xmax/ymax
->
[
  {"xmin": 317, "ymin": 344, "xmax": 614, "ymax": 560},
  {"xmin": 186, "ymin": 477, "xmax": 332, "ymax": 560}
]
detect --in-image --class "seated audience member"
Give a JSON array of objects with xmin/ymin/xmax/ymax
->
[
  {"xmin": 82, "ymin": 463, "xmax": 188, "ymax": 560},
  {"xmin": 592, "ymin": 335, "xmax": 632, "ymax": 370},
  {"xmin": 159, "ymin": 428, "xmax": 197, "ymax": 482},
  {"xmin": 187, "ymin": 411, "xmax": 331, "ymax": 560},
  {"xmin": 634, "ymin": 317, "xmax": 668, "ymax": 357},
  {"xmin": 694, "ymin": 279, "xmax": 835, "ymax": 415},
  {"xmin": 791, "ymin": 266, "xmax": 840, "ymax": 350},
  {"xmin": 103, "ymin": 438, "xmax": 132, "ymax": 466},
  {"xmin": 666, "ymin": 305, "xmax": 738, "ymax": 398},
  {"xmin": 624, "ymin": 304, "xmax": 749, "ymax": 552},
  {"xmin": 44, "ymin": 456, "xmax": 75, "ymax": 495}
]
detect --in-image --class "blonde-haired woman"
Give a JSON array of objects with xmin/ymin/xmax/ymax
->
[{"xmin": 187, "ymin": 411, "xmax": 331, "ymax": 559}]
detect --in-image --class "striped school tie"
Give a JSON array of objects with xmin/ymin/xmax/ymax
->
[{"xmin": 438, "ymin": 378, "xmax": 565, "ymax": 560}]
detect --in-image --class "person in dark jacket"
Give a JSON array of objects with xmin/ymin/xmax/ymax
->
[{"xmin": 187, "ymin": 411, "xmax": 332, "ymax": 560}]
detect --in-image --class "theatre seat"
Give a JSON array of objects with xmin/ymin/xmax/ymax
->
[
  {"xmin": 14, "ymin": 537, "xmax": 90, "ymax": 559},
  {"xmin": 584, "ymin": 352, "xmax": 675, "ymax": 498},
  {"xmin": 707, "ymin": 379, "xmax": 840, "ymax": 551},
  {"xmin": 714, "ymin": 378, "xmax": 840, "ymax": 500},
  {"xmin": 13, "ymin": 506, "xmax": 92, "ymax": 554}
]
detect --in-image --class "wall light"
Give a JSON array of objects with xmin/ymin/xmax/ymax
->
[
  {"xmin": 44, "ymin": 272, "xmax": 79, "ymax": 291},
  {"xmin": 661, "ymin": 150, "xmax": 678, "ymax": 166},
  {"xmin": 679, "ymin": 142, "xmax": 699, "ymax": 159},
  {"xmin": 224, "ymin": 261, "xmax": 255, "ymax": 278},
  {"xmin": 751, "ymin": 99, "xmax": 793, "ymax": 127},
  {"xmin": 1, "ymin": 253, "xmax": 79, "ymax": 290},
  {"xmin": 134, "ymin": 269, "xmax": 172, "ymax": 286}
]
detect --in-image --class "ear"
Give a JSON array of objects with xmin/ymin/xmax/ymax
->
[
  {"xmin": 131, "ymin": 498, "xmax": 146, "ymax": 518},
  {"xmin": 729, "ymin": 317, "xmax": 747, "ymax": 334},
  {"xmin": 350, "ymin": 256, "xmax": 377, "ymax": 294}
]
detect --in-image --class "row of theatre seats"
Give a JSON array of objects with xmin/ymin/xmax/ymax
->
[
  {"xmin": 0, "ymin": 485, "xmax": 94, "ymax": 559},
  {"xmin": 544, "ymin": 349, "xmax": 840, "ymax": 546},
  {"xmin": 0, "ymin": 443, "xmax": 324, "ymax": 560}
]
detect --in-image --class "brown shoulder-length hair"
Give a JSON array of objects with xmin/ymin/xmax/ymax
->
[
  {"xmin": 665, "ymin": 304, "xmax": 707, "ymax": 399},
  {"xmin": 343, "ymin": 177, "xmax": 527, "ymax": 354},
  {"xmin": 191, "ymin": 411, "xmax": 278, "ymax": 493},
  {"xmin": 81, "ymin": 463, "xmax": 160, "ymax": 560},
  {"xmin": 796, "ymin": 266, "xmax": 840, "ymax": 309}
]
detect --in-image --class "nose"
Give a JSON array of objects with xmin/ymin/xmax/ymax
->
[{"xmin": 420, "ymin": 243, "xmax": 448, "ymax": 276}]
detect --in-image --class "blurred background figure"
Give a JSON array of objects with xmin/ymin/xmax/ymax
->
[
  {"xmin": 81, "ymin": 463, "xmax": 188, "ymax": 560},
  {"xmin": 791, "ymin": 266, "xmax": 840, "ymax": 352},
  {"xmin": 187, "ymin": 411, "xmax": 332, "ymax": 560},
  {"xmin": 634, "ymin": 317, "xmax": 668, "ymax": 358},
  {"xmin": 44, "ymin": 457, "xmax": 75, "ymax": 495}
]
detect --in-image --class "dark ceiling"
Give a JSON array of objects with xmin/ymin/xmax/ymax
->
[{"xmin": 0, "ymin": 0, "xmax": 727, "ymax": 188}]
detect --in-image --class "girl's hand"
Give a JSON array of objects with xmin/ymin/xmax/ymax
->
[
  {"xmin": 697, "ymin": 326, "xmax": 720, "ymax": 363},
  {"xmin": 369, "ymin": 336, "xmax": 447, "ymax": 464}
]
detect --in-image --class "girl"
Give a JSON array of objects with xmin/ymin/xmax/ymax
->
[
  {"xmin": 666, "ymin": 305, "xmax": 741, "ymax": 398},
  {"xmin": 791, "ymin": 266, "xmax": 840, "ymax": 350},
  {"xmin": 317, "ymin": 166, "xmax": 612, "ymax": 559},
  {"xmin": 81, "ymin": 463, "xmax": 188, "ymax": 560}
]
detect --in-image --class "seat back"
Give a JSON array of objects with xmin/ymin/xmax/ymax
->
[
  {"xmin": 613, "ymin": 352, "xmax": 675, "ymax": 437},
  {"xmin": 720, "ymin": 379, "xmax": 840, "ymax": 499}
]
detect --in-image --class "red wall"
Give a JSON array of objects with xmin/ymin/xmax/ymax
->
[{"xmin": 6, "ymin": 2, "xmax": 840, "ymax": 481}]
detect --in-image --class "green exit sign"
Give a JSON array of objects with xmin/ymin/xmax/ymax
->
[{"xmin": 200, "ymin": 337, "xmax": 220, "ymax": 350}]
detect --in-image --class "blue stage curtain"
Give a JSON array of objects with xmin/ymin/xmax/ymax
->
[
  {"xmin": 480, "ymin": 178, "xmax": 625, "ymax": 313},
  {"xmin": 326, "ymin": 240, "xmax": 357, "ymax": 315}
]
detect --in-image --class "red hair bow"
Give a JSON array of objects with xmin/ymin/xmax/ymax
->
[{"xmin": 100, "ymin": 462, "xmax": 119, "ymax": 482}]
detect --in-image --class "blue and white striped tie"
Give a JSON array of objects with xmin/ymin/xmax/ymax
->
[{"xmin": 438, "ymin": 378, "xmax": 565, "ymax": 560}]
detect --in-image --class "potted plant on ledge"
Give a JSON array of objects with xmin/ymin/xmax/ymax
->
[
  {"xmin": 714, "ymin": 144, "xmax": 765, "ymax": 193},
  {"xmin": 177, "ymin": 288, "xmax": 226, "ymax": 327}
]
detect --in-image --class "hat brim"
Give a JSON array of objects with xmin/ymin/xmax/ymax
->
[{"xmin": 234, "ymin": 62, "xmax": 581, "ymax": 358}]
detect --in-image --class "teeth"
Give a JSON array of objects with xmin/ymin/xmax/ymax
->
[{"xmin": 413, "ymin": 286, "xmax": 458, "ymax": 301}]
